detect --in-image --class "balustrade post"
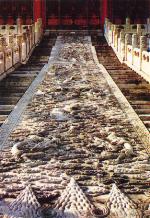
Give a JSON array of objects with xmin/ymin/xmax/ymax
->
[
  {"xmin": 26, "ymin": 29, "xmax": 30, "ymax": 54},
  {"xmin": 16, "ymin": 34, "xmax": 23, "ymax": 61},
  {"xmin": 107, "ymin": 22, "xmax": 112, "ymax": 44},
  {"xmin": 28, "ymin": 26, "xmax": 33, "ymax": 48},
  {"xmin": 0, "ymin": 37, "xmax": 11, "ymax": 71},
  {"xmin": 112, "ymin": 25, "xmax": 116, "ymax": 46},
  {"xmin": 5, "ymin": 25, "xmax": 10, "ymax": 44},
  {"xmin": 22, "ymin": 32, "xmax": 27, "ymax": 61},
  {"xmin": 114, "ymin": 28, "xmax": 119, "ymax": 50},
  {"xmin": 0, "ymin": 38, "xmax": 5, "ymax": 74},
  {"xmin": 132, "ymin": 34, "xmax": 138, "ymax": 48},
  {"xmin": 35, "ymin": 21, "xmax": 39, "ymax": 44},
  {"xmin": 0, "ymin": 37, "xmax": 5, "ymax": 52},
  {"xmin": 17, "ymin": 18, "xmax": 22, "ymax": 34},
  {"xmin": 31, "ymin": 24, "xmax": 35, "ymax": 45},
  {"xmin": 125, "ymin": 17, "xmax": 131, "ymax": 31},
  {"xmin": 38, "ymin": 18, "xmax": 43, "ymax": 38},
  {"xmin": 137, "ymin": 24, "xmax": 142, "ymax": 36},
  {"xmin": 140, "ymin": 36, "xmax": 147, "ymax": 70},
  {"xmin": 132, "ymin": 34, "xmax": 138, "ymax": 65},
  {"xmin": 125, "ymin": 33, "xmax": 132, "ymax": 61},
  {"xmin": 147, "ymin": 18, "xmax": 150, "ymax": 33},
  {"xmin": 104, "ymin": 18, "xmax": 109, "ymax": 36},
  {"xmin": 120, "ymin": 30, "xmax": 125, "ymax": 60},
  {"xmin": 8, "ymin": 35, "xmax": 13, "ymax": 46}
]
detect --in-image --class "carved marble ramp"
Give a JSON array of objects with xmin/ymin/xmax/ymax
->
[{"xmin": 0, "ymin": 35, "xmax": 150, "ymax": 218}]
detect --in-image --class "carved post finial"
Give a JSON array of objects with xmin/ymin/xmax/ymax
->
[
  {"xmin": 137, "ymin": 24, "xmax": 142, "ymax": 35},
  {"xmin": 17, "ymin": 17, "xmax": 22, "ymax": 34},
  {"xmin": 126, "ymin": 17, "xmax": 131, "ymax": 31},
  {"xmin": 126, "ymin": 17, "xmax": 130, "ymax": 25}
]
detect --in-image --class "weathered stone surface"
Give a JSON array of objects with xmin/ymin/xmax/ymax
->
[{"xmin": 0, "ymin": 35, "xmax": 149, "ymax": 217}]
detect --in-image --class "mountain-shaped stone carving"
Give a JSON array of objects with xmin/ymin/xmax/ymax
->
[
  {"xmin": 107, "ymin": 184, "xmax": 141, "ymax": 218},
  {"xmin": 54, "ymin": 177, "xmax": 108, "ymax": 218},
  {"xmin": 0, "ymin": 184, "xmax": 43, "ymax": 218}
]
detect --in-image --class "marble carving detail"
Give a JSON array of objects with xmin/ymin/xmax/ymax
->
[
  {"xmin": 107, "ymin": 184, "xmax": 141, "ymax": 218},
  {"xmin": 0, "ymin": 185, "xmax": 42, "ymax": 218}
]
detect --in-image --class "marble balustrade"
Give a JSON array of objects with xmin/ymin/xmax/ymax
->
[
  {"xmin": 0, "ymin": 18, "xmax": 43, "ymax": 78},
  {"xmin": 104, "ymin": 17, "xmax": 150, "ymax": 76}
]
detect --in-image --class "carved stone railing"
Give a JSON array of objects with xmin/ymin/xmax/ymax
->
[
  {"xmin": 0, "ymin": 18, "xmax": 43, "ymax": 79},
  {"xmin": 104, "ymin": 18, "xmax": 150, "ymax": 77}
]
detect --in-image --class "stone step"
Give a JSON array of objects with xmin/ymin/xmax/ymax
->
[
  {"xmin": 0, "ymin": 96, "xmax": 20, "ymax": 104},
  {"xmin": 139, "ymin": 114, "xmax": 150, "ymax": 121},
  {"xmin": 135, "ymin": 109, "xmax": 150, "ymax": 114},
  {"xmin": 0, "ymin": 114, "xmax": 8, "ymax": 122},
  {"xmin": 0, "ymin": 35, "xmax": 56, "ymax": 126},
  {"xmin": 0, "ymin": 105, "xmax": 14, "ymax": 115}
]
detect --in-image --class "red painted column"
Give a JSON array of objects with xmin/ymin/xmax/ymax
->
[
  {"xmin": 33, "ymin": 0, "xmax": 42, "ymax": 22},
  {"xmin": 101, "ymin": 0, "xmax": 108, "ymax": 26},
  {"xmin": 33, "ymin": 0, "xmax": 46, "ymax": 28},
  {"xmin": 108, "ymin": 0, "xmax": 113, "ymax": 22},
  {"xmin": 41, "ymin": 0, "xmax": 46, "ymax": 28}
]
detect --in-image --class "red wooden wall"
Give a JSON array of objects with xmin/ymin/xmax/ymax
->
[
  {"xmin": 0, "ymin": 0, "xmax": 149, "ymax": 28},
  {"xmin": 33, "ymin": 0, "xmax": 46, "ymax": 27},
  {"xmin": 0, "ymin": 0, "xmax": 33, "ymax": 25},
  {"xmin": 109, "ymin": 0, "xmax": 150, "ymax": 24},
  {"xmin": 45, "ymin": 0, "xmax": 107, "ymax": 30}
]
